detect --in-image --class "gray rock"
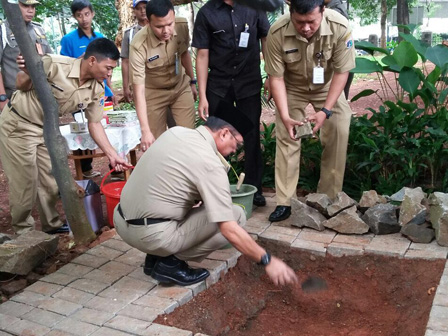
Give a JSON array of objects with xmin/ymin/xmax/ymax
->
[
  {"xmin": 399, "ymin": 188, "xmax": 427, "ymax": 226},
  {"xmin": 429, "ymin": 192, "xmax": 448, "ymax": 247},
  {"xmin": 0, "ymin": 234, "xmax": 12, "ymax": 244},
  {"xmin": 291, "ymin": 199, "xmax": 326, "ymax": 231},
  {"xmin": 362, "ymin": 203, "xmax": 400, "ymax": 235},
  {"xmin": 323, "ymin": 206, "xmax": 369, "ymax": 234},
  {"xmin": 0, "ymin": 231, "xmax": 59, "ymax": 275},
  {"xmin": 358, "ymin": 190, "xmax": 387, "ymax": 211},
  {"xmin": 401, "ymin": 222, "xmax": 435, "ymax": 244},
  {"xmin": 327, "ymin": 192, "xmax": 357, "ymax": 217},
  {"xmin": 389, "ymin": 187, "xmax": 407, "ymax": 202},
  {"xmin": 305, "ymin": 193, "xmax": 332, "ymax": 216}
]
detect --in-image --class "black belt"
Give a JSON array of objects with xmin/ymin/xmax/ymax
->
[
  {"xmin": 8, "ymin": 102, "xmax": 43, "ymax": 129},
  {"xmin": 117, "ymin": 204, "xmax": 169, "ymax": 225}
]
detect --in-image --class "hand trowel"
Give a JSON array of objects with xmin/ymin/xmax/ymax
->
[{"xmin": 301, "ymin": 276, "xmax": 328, "ymax": 293}]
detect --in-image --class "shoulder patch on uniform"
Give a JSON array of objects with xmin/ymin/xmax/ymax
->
[
  {"xmin": 175, "ymin": 17, "xmax": 188, "ymax": 24},
  {"xmin": 270, "ymin": 14, "xmax": 290, "ymax": 34},
  {"xmin": 345, "ymin": 34, "xmax": 353, "ymax": 49},
  {"xmin": 325, "ymin": 9, "xmax": 349, "ymax": 28}
]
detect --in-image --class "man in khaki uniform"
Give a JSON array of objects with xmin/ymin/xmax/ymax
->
[
  {"xmin": 0, "ymin": 0, "xmax": 52, "ymax": 110},
  {"xmin": 130, "ymin": 0, "xmax": 197, "ymax": 151},
  {"xmin": 114, "ymin": 101, "xmax": 298, "ymax": 287},
  {"xmin": 265, "ymin": 0, "xmax": 355, "ymax": 221},
  {"xmin": 0, "ymin": 38, "xmax": 131, "ymax": 234},
  {"xmin": 121, "ymin": 0, "xmax": 148, "ymax": 102}
]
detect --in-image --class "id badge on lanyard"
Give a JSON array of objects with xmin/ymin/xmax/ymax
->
[
  {"xmin": 313, "ymin": 50, "xmax": 324, "ymax": 84},
  {"xmin": 238, "ymin": 24, "xmax": 249, "ymax": 48}
]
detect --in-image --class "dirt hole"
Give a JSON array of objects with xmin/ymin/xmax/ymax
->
[{"xmin": 156, "ymin": 242, "xmax": 445, "ymax": 336}]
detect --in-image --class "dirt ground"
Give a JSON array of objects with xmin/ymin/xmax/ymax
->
[{"xmin": 156, "ymin": 242, "xmax": 445, "ymax": 336}]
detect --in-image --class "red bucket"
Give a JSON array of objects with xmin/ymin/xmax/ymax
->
[{"xmin": 101, "ymin": 168, "xmax": 132, "ymax": 227}]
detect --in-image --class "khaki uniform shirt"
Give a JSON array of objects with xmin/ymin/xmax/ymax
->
[
  {"xmin": 121, "ymin": 23, "xmax": 145, "ymax": 59},
  {"xmin": 0, "ymin": 20, "xmax": 52, "ymax": 98},
  {"xmin": 9, "ymin": 55, "xmax": 104, "ymax": 126},
  {"xmin": 265, "ymin": 9, "xmax": 355, "ymax": 94},
  {"xmin": 120, "ymin": 125, "xmax": 235, "ymax": 223},
  {"xmin": 129, "ymin": 17, "xmax": 190, "ymax": 89}
]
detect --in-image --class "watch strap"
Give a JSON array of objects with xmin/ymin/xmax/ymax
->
[
  {"xmin": 257, "ymin": 252, "xmax": 271, "ymax": 266},
  {"xmin": 321, "ymin": 107, "xmax": 332, "ymax": 119}
]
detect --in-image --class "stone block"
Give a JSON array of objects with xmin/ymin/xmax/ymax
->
[
  {"xmin": 358, "ymin": 190, "xmax": 387, "ymax": 211},
  {"xmin": 101, "ymin": 239, "xmax": 132, "ymax": 252},
  {"xmin": 40, "ymin": 272, "xmax": 79, "ymax": 286},
  {"xmin": 399, "ymin": 187, "xmax": 427, "ymax": 226},
  {"xmin": 97, "ymin": 286, "xmax": 144, "ymax": 303},
  {"xmin": 323, "ymin": 206, "xmax": 369, "ymax": 234},
  {"xmin": 0, "ymin": 300, "xmax": 34, "ymax": 317},
  {"xmin": 114, "ymin": 248, "xmax": 146, "ymax": 267},
  {"xmin": 290, "ymin": 199, "xmax": 326, "ymax": 231},
  {"xmin": 112, "ymin": 276, "xmax": 157, "ymax": 295},
  {"xmin": 404, "ymin": 249, "xmax": 447, "ymax": 260},
  {"xmin": 0, "ymin": 231, "xmax": 59, "ymax": 275},
  {"xmin": 37, "ymin": 297, "xmax": 83, "ymax": 316},
  {"xmin": 68, "ymin": 278, "xmax": 110, "ymax": 295},
  {"xmin": 327, "ymin": 192, "xmax": 357, "ymax": 217},
  {"xmin": 70, "ymin": 307, "xmax": 114, "ymax": 326},
  {"xmin": 84, "ymin": 296, "xmax": 129, "ymax": 314},
  {"xmin": 332, "ymin": 233, "xmax": 373, "ymax": 247},
  {"xmin": 206, "ymin": 248, "xmax": 241, "ymax": 268},
  {"xmin": 365, "ymin": 235, "xmax": 411, "ymax": 257},
  {"xmin": 429, "ymin": 192, "xmax": 448, "ymax": 247},
  {"xmin": 116, "ymin": 303, "xmax": 161, "ymax": 322},
  {"xmin": 21, "ymin": 308, "xmax": 64, "ymax": 327},
  {"xmin": 401, "ymin": 222, "xmax": 435, "ymax": 243},
  {"xmin": 53, "ymin": 317, "xmax": 99, "ymax": 336},
  {"xmin": 149, "ymin": 285, "xmax": 193, "ymax": 306},
  {"xmin": 305, "ymin": 193, "xmax": 332, "ymax": 215},
  {"xmin": 433, "ymin": 293, "xmax": 448, "ymax": 307},
  {"xmin": 260, "ymin": 227, "xmax": 296, "ymax": 246},
  {"xmin": 52, "ymin": 286, "xmax": 95, "ymax": 305},
  {"xmin": 105, "ymin": 315, "xmax": 152, "ymax": 335},
  {"xmin": 71, "ymin": 253, "xmax": 109, "ymax": 268},
  {"xmin": 141, "ymin": 323, "xmax": 193, "ymax": 336},
  {"xmin": 298, "ymin": 228, "xmax": 336, "ymax": 244},
  {"xmin": 0, "ymin": 312, "xmax": 20, "ymax": 331},
  {"xmin": 425, "ymin": 330, "xmax": 448, "ymax": 336},
  {"xmin": 85, "ymin": 245, "xmax": 124, "ymax": 260},
  {"xmin": 133, "ymin": 294, "xmax": 179, "ymax": 313},
  {"xmin": 291, "ymin": 239, "xmax": 326, "ymax": 256},
  {"xmin": 10, "ymin": 290, "xmax": 49, "ymax": 307},
  {"xmin": 57, "ymin": 263, "xmax": 93, "ymax": 277},
  {"xmin": 83, "ymin": 269, "xmax": 126, "ymax": 285},
  {"xmin": 98, "ymin": 260, "xmax": 135, "ymax": 277},
  {"xmin": 427, "ymin": 306, "xmax": 448, "ymax": 332},
  {"xmin": 362, "ymin": 203, "xmax": 400, "ymax": 235},
  {"xmin": 327, "ymin": 242, "xmax": 365, "ymax": 256},
  {"xmin": 244, "ymin": 224, "xmax": 268, "ymax": 235},
  {"xmin": 4, "ymin": 318, "xmax": 50, "ymax": 336}
]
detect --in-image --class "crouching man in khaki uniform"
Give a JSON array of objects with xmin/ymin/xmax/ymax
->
[
  {"xmin": 114, "ymin": 101, "xmax": 298, "ymax": 287},
  {"xmin": 265, "ymin": 0, "xmax": 355, "ymax": 222},
  {"xmin": 0, "ymin": 38, "xmax": 131, "ymax": 234}
]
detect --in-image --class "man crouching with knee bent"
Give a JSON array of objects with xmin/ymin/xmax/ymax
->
[{"xmin": 114, "ymin": 101, "xmax": 298, "ymax": 286}]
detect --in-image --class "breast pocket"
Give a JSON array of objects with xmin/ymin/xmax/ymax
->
[
  {"xmin": 283, "ymin": 51, "xmax": 302, "ymax": 74},
  {"xmin": 146, "ymin": 56, "xmax": 165, "ymax": 70},
  {"xmin": 322, "ymin": 49, "xmax": 333, "ymax": 68}
]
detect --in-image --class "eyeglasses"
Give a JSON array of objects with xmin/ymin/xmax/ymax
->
[{"xmin": 230, "ymin": 132, "xmax": 244, "ymax": 150}]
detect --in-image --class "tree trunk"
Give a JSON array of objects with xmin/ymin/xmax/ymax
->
[
  {"xmin": 397, "ymin": 0, "xmax": 410, "ymax": 41},
  {"xmin": 115, "ymin": 0, "xmax": 135, "ymax": 48},
  {"xmin": 1, "ymin": 0, "xmax": 96, "ymax": 245},
  {"xmin": 380, "ymin": 0, "xmax": 387, "ymax": 49}
]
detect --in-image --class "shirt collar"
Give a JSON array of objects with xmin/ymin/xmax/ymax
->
[
  {"xmin": 77, "ymin": 27, "xmax": 97, "ymax": 39},
  {"xmin": 147, "ymin": 25, "xmax": 177, "ymax": 48},
  {"xmin": 68, "ymin": 58, "xmax": 96, "ymax": 89},
  {"xmin": 214, "ymin": 0, "xmax": 238, "ymax": 10},
  {"xmin": 196, "ymin": 126, "xmax": 231, "ymax": 171},
  {"xmin": 285, "ymin": 12, "xmax": 332, "ymax": 41}
]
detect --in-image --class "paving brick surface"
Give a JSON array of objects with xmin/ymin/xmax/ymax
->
[
  {"xmin": 91, "ymin": 327, "xmax": 135, "ymax": 336},
  {"xmin": 10, "ymin": 290, "xmax": 49, "ymax": 307},
  {"xmin": 57, "ymin": 263, "xmax": 94, "ymax": 277},
  {"xmin": 0, "ymin": 300, "xmax": 34, "ymax": 317},
  {"xmin": 133, "ymin": 295, "xmax": 179, "ymax": 313},
  {"xmin": 114, "ymin": 249, "xmax": 146, "ymax": 267},
  {"xmin": 84, "ymin": 296, "xmax": 129, "ymax": 314},
  {"xmin": 4, "ymin": 319, "xmax": 51, "ymax": 336},
  {"xmin": 69, "ymin": 308, "xmax": 114, "ymax": 326},
  {"xmin": 116, "ymin": 304, "xmax": 161, "ymax": 322},
  {"xmin": 0, "ymin": 312, "xmax": 21, "ymax": 329},
  {"xmin": 68, "ymin": 278, "xmax": 110, "ymax": 295},
  {"xmin": 112, "ymin": 276, "xmax": 157, "ymax": 294},
  {"xmin": 37, "ymin": 297, "xmax": 83, "ymax": 316},
  {"xmin": 21, "ymin": 308, "xmax": 65, "ymax": 327},
  {"xmin": 101, "ymin": 239, "xmax": 133, "ymax": 252},
  {"xmin": 40, "ymin": 272, "xmax": 80, "ymax": 286},
  {"xmin": 52, "ymin": 286, "xmax": 95, "ymax": 305},
  {"xmin": 327, "ymin": 242, "xmax": 365, "ymax": 256},
  {"xmin": 427, "ymin": 306, "xmax": 448, "ymax": 332},
  {"xmin": 142, "ymin": 323, "xmax": 193, "ymax": 336},
  {"xmin": 291, "ymin": 239, "xmax": 327, "ymax": 256},
  {"xmin": 85, "ymin": 245, "xmax": 124, "ymax": 260},
  {"xmin": 149, "ymin": 286, "xmax": 193, "ymax": 306},
  {"xmin": 105, "ymin": 315, "xmax": 152, "ymax": 335},
  {"xmin": 260, "ymin": 229, "xmax": 297, "ymax": 246},
  {"xmin": 53, "ymin": 317, "xmax": 99, "ymax": 336},
  {"xmin": 364, "ymin": 235, "xmax": 411, "ymax": 256},
  {"xmin": 298, "ymin": 228, "xmax": 337, "ymax": 244},
  {"xmin": 26, "ymin": 281, "xmax": 64, "ymax": 296},
  {"xmin": 71, "ymin": 253, "xmax": 110, "ymax": 268}
]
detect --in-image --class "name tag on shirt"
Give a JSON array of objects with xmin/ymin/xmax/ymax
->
[
  {"xmin": 313, "ymin": 67, "xmax": 324, "ymax": 84},
  {"xmin": 239, "ymin": 32, "xmax": 249, "ymax": 48},
  {"xmin": 285, "ymin": 48, "xmax": 298, "ymax": 54},
  {"xmin": 148, "ymin": 55, "xmax": 159, "ymax": 62}
]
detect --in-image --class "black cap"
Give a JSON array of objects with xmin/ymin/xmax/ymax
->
[{"xmin": 213, "ymin": 100, "xmax": 254, "ymax": 137}]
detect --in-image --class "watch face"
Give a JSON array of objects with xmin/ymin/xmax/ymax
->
[{"xmin": 0, "ymin": 95, "xmax": 7, "ymax": 102}]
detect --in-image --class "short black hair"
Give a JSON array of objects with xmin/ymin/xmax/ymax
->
[
  {"xmin": 290, "ymin": 0, "xmax": 324, "ymax": 14},
  {"xmin": 204, "ymin": 117, "xmax": 239, "ymax": 135},
  {"xmin": 84, "ymin": 38, "xmax": 120, "ymax": 62},
  {"xmin": 71, "ymin": 0, "xmax": 93, "ymax": 15},
  {"xmin": 146, "ymin": 0, "xmax": 174, "ymax": 20}
]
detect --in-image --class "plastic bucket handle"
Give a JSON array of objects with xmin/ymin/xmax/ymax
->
[{"xmin": 100, "ymin": 166, "xmax": 134, "ymax": 191}]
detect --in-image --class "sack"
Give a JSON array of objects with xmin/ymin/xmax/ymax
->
[{"xmin": 235, "ymin": 0, "xmax": 283, "ymax": 12}]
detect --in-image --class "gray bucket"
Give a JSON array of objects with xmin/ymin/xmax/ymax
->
[{"xmin": 230, "ymin": 184, "xmax": 257, "ymax": 219}]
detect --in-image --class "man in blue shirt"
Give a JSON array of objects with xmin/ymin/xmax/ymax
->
[{"xmin": 61, "ymin": 0, "xmax": 114, "ymax": 178}]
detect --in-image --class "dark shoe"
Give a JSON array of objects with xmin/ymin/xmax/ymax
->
[
  {"xmin": 143, "ymin": 254, "xmax": 158, "ymax": 275},
  {"xmin": 253, "ymin": 193, "xmax": 266, "ymax": 207},
  {"xmin": 46, "ymin": 223, "xmax": 70, "ymax": 234},
  {"xmin": 151, "ymin": 255, "xmax": 210, "ymax": 286},
  {"xmin": 269, "ymin": 206, "xmax": 291, "ymax": 222}
]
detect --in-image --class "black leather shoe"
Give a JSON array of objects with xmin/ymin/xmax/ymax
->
[
  {"xmin": 46, "ymin": 223, "xmax": 70, "ymax": 234},
  {"xmin": 143, "ymin": 254, "xmax": 158, "ymax": 275},
  {"xmin": 269, "ymin": 206, "xmax": 291, "ymax": 222},
  {"xmin": 253, "ymin": 193, "xmax": 266, "ymax": 207},
  {"xmin": 151, "ymin": 255, "xmax": 210, "ymax": 286}
]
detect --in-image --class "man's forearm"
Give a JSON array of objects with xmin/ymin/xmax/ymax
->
[
  {"xmin": 324, "ymin": 71, "xmax": 349, "ymax": 110},
  {"xmin": 88, "ymin": 121, "xmax": 118, "ymax": 159},
  {"xmin": 181, "ymin": 51, "xmax": 195, "ymax": 80},
  {"xmin": 133, "ymin": 83, "xmax": 150, "ymax": 133},
  {"xmin": 196, "ymin": 49, "xmax": 209, "ymax": 99}
]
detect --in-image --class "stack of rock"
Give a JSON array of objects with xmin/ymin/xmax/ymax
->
[{"xmin": 290, "ymin": 187, "xmax": 448, "ymax": 247}]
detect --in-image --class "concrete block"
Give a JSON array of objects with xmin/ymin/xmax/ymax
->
[
  {"xmin": 206, "ymin": 249, "xmax": 241, "ymax": 268},
  {"xmin": 142, "ymin": 323, "xmax": 193, "ymax": 336},
  {"xmin": 112, "ymin": 276, "xmax": 156, "ymax": 295},
  {"xmin": 52, "ymin": 286, "xmax": 94, "ymax": 305},
  {"xmin": 91, "ymin": 327, "xmax": 135, "ymax": 336},
  {"xmin": 116, "ymin": 303, "xmax": 161, "ymax": 322},
  {"xmin": 84, "ymin": 296, "xmax": 129, "ymax": 314},
  {"xmin": 425, "ymin": 330, "xmax": 448, "ymax": 336},
  {"xmin": 264, "ymin": 224, "xmax": 301, "ymax": 237},
  {"xmin": 298, "ymin": 229, "xmax": 336, "ymax": 244},
  {"xmin": 327, "ymin": 242, "xmax": 365, "ymax": 256},
  {"xmin": 57, "ymin": 263, "xmax": 93, "ymax": 277},
  {"xmin": 68, "ymin": 278, "xmax": 110, "ymax": 295},
  {"xmin": 10, "ymin": 290, "xmax": 49, "ymax": 307},
  {"xmin": 21, "ymin": 308, "xmax": 64, "ymax": 328},
  {"xmin": 101, "ymin": 239, "xmax": 132, "ymax": 252},
  {"xmin": 404, "ymin": 249, "xmax": 448, "ymax": 260},
  {"xmin": 427, "ymin": 306, "xmax": 448, "ymax": 332},
  {"xmin": 433, "ymin": 293, "xmax": 448, "ymax": 307},
  {"xmin": 0, "ymin": 312, "xmax": 20, "ymax": 331},
  {"xmin": 98, "ymin": 261, "xmax": 135, "ymax": 277},
  {"xmin": 71, "ymin": 253, "xmax": 109, "ymax": 268},
  {"xmin": 37, "ymin": 297, "xmax": 82, "ymax": 316},
  {"xmin": 40, "ymin": 272, "xmax": 79, "ymax": 286},
  {"xmin": 97, "ymin": 286, "xmax": 144, "ymax": 304},
  {"xmin": 105, "ymin": 315, "xmax": 151, "ymax": 335},
  {"xmin": 4, "ymin": 319, "xmax": 50, "ymax": 336},
  {"xmin": 85, "ymin": 245, "xmax": 124, "ymax": 260},
  {"xmin": 133, "ymin": 294, "xmax": 179, "ymax": 314},
  {"xmin": 83, "ymin": 269, "xmax": 126, "ymax": 285},
  {"xmin": 365, "ymin": 235, "xmax": 411, "ymax": 257},
  {"xmin": 260, "ymin": 229, "xmax": 296, "ymax": 246},
  {"xmin": 149, "ymin": 285, "xmax": 193, "ymax": 306},
  {"xmin": 114, "ymin": 248, "xmax": 146, "ymax": 267},
  {"xmin": 26, "ymin": 281, "xmax": 63, "ymax": 296},
  {"xmin": 70, "ymin": 307, "xmax": 114, "ymax": 326},
  {"xmin": 126, "ymin": 268, "xmax": 159, "ymax": 284},
  {"xmin": 0, "ymin": 300, "xmax": 34, "ymax": 317},
  {"xmin": 291, "ymin": 239, "xmax": 326, "ymax": 256},
  {"xmin": 332, "ymin": 233, "xmax": 374, "ymax": 246},
  {"xmin": 53, "ymin": 317, "xmax": 99, "ymax": 336}
]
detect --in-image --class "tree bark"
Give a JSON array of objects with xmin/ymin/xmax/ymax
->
[
  {"xmin": 380, "ymin": 0, "xmax": 387, "ymax": 49},
  {"xmin": 397, "ymin": 0, "xmax": 410, "ymax": 41},
  {"xmin": 1, "ymin": 0, "xmax": 96, "ymax": 245}
]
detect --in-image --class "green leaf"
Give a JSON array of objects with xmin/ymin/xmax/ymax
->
[
  {"xmin": 352, "ymin": 58, "xmax": 383, "ymax": 74},
  {"xmin": 426, "ymin": 45, "xmax": 448, "ymax": 70},
  {"xmin": 355, "ymin": 41, "xmax": 390, "ymax": 55},
  {"xmin": 439, "ymin": 88, "xmax": 448, "ymax": 105},
  {"xmin": 393, "ymin": 41, "xmax": 418, "ymax": 68},
  {"xmin": 399, "ymin": 33, "xmax": 428, "ymax": 60},
  {"xmin": 350, "ymin": 89, "xmax": 377, "ymax": 102},
  {"xmin": 398, "ymin": 67, "xmax": 421, "ymax": 97},
  {"xmin": 427, "ymin": 67, "xmax": 442, "ymax": 85}
]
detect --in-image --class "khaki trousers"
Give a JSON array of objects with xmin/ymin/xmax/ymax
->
[
  {"xmin": 0, "ymin": 108, "xmax": 62, "ymax": 233},
  {"xmin": 275, "ymin": 90, "xmax": 351, "ymax": 205},
  {"xmin": 114, "ymin": 204, "xmax": 246, "ymax": 262},
  {"xmin": 146, "ymin": 74, "xmax": 196, "ymax": 139}
]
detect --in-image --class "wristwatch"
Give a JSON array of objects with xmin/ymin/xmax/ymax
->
[
  {"xmin": 0, "ymin": 94, "xmax": 8, "ymax": 102},
  {"xmin": 190, "ymin": 79, "xmax": 197, "ymax": 85},
  {"xmin": 258, "ymin": 252, "xmax": 271, "ymax": 266},
  {"xmin": 320, "ymin": 107, "xmax": 333, "ymax": 119}
]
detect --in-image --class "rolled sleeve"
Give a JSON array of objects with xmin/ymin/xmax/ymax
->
[
  {"xmin": 192, "ymin": 10, "xmax": 210, "ymax": 49},
  {"xmin": 264, "ymin": 30, "xmax": 285, "ymax": 78}
]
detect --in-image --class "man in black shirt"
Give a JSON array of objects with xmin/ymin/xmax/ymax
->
[{"xmin": 193, "ymin": 0, "xmax": 270, "ymax": 207}]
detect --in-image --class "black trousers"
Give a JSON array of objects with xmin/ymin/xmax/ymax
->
[{"xmin": 207, "ymin": 88, "xmax": 263, "ymax": 193}]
